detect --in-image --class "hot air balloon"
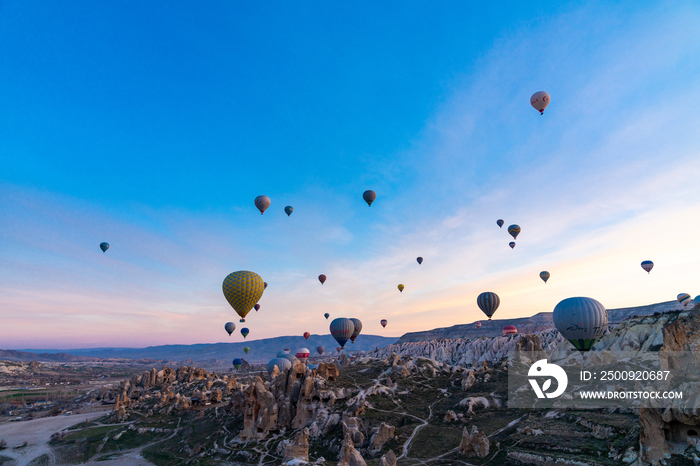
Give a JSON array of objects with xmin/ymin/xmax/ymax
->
[
  {"xmin": 267, "ymin": 357, "xmax": 292, "ymax": 374},
  {"xmin": 243, "ymin": 346, "xmax": 250, "ymax": 354},
  {"xmin": 254, "ymin": 304, "xmax": 260, "ymax": 312},
  {"xmin": 553, "ymin": 297, "xmax": 608, "ymax": 352},
  {"xmin": 363, "ymin": 190, "xmax": 376, "ymax": 206},
  {"xmin": 284, "ymin": 206, "xmax": 294, "ymax": 216},
  {"xmin": 475, "ymin": 321, "xmax": 482, "ymax": 329},
  {"xmin": 509, "ymin": 242, "xmax": 516, "ymax": 249},
  {"xmin": 224, "ymin": 322, "xmax": 235, "ymax": 336},
  {"xmin": 477, "ymin": 292, "xmax": 500, "ymax": 320},
  {"xmin": 540, "ymin": 271, "xmax": 550, "ymax": 284},
  {"xmin": 254, "ymin": 195, "xmax": 271, "ymax": 215},
  {"xmin": 317, "ymin": 346, "xmax": 324, "ymax": 355},
  {"xmin": 695, "ymin": 296, "xmax": 700, "ymax": 305},
  {"xmin": 303, "ymin": 332, "xmax": 310, "ymax": 340},
  {"xmin": 416, "ymin": 257, "xmax": 423, "ymax": 265},
  {"xmin": 349, "ymin": 318, "xmax": 362, "ymax": 343},
  {"xmin": 380, "ymin": 319, "xmax": 387, "ymax": 328},
  {"xmin": 318, "ymin": 274, "xmax": 327, "ymax": 285},
  {"xmin": 502, "ymin": 325, "xmax": 518, "ymax": 336},
  {"xmin": 641, "ymin": 261, "xmax": 654, "ymax": 273},
  {"xmin": 496, "ymin": 219, "xmax": 504, "ymax": 228},
  {"xmin": 280, "ymin": 353, "xmax": 298, "ymax": 364},
  {"xmin": 336, "ymin": 346, "xmax": 342, "ymax": 353},
  {"xmin": 678, "ymin": 293, "xmax": 692, "ymax": 307},
  {"xmin": 240, "ymin": 328, "xmax": 249, "ymax": 338},
  {"xmin": 264, "ymin": 282, "xmax": 268, "ymax": 289},
  {"xmin": 324, "ymin": 313, "xmax": 330, "ymax": 320},
  {"xmin": 295, "ymin": 348, "xmax": 310, "ymax": 363},
  {"xmin": 530, "ymin": 91, "xmax": 550, "ymax": 115},
  {"xmin": 222, "ymin": 271, "xmax": 265, "ymax": 323},
  {"xmin": 398, "ymin": 284, "xmax": 404, "ymax": 293},
  {"xmin": 330, "ymin": 318, "xmax": 354, "ymax": 348},
  {"xmin": 99, "ymin": 242, "xmax": 109, "ymax": 253},
  {"xmin": 276, "ymin": 350, "xmax": 290, "ymax": 357},
  {"xmin": 232, "ymin": 358, "xmax": 243, "ymax": 370},
  {"xmin": 508, "ymin": 225, "xmax": 521, "ymax": 239}
]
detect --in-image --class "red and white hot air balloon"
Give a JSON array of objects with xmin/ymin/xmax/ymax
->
[
  {"xmin": 502, "ymin": 325, "xmax": 518, "ymax": 336},
  {"xmin": 530, "ymin": 91, "xmax": 550, "ymax": 115}
]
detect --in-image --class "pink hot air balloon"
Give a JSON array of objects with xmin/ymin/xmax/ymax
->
[
  {"xmin": 530, "ymin": 91, "xmax": 550, "ymax": 115},
  {"xmin": 336, "ymin": 346, "xmax": 342, "ymax": 353},
  {"xmin": 475, "ymin": 322, "xmax": 482, "ymax": 330},
  {"xmin": 254, "ymin": 304, "xmax": 261, "ymax": 312},
  {"xmin": 254, "ymin": 195, "xmax": 271, "ymax": 215},
  {"xmin": 502, "ymin": 325, "xmax": 518, "ymax": 336}
]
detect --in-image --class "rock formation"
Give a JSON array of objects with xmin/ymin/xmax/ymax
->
[
  {"xmin": 459, "ymin": 425, "xmax": 490, "ymax": 458},
  {"xmin": 282, "ymin": 427, "xmax": 310, "ymax": 464},
  {"xmin": 337, "ymin": 432, "xmax": 367, "ymax": 466}
]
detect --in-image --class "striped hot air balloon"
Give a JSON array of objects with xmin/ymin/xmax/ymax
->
[
  {"xmin": 349, "ymin": 318, "xmax": 362, "ymax": 343},
  {"xmin": 318, "ymin": 274, "xmax": 327, "ymax": 285},
  {"xmin": 540, "ymin": 271, "xmax": 550, "ymax": 283},
  {"xmin": 508, "ymin": 225, "xmax": 521, "ymax": 239},
  {"xmin": 553, "ymin": 297, "xmax": 608, "ymax": 352},
  {"xmin": 678, "ymin": 293, "xmax": 692, "ymax": 307},
  {"xmin": 380, "ymin": 319, "xmax": 387, "ymax": 328},
  {"xmin": 502, "ymin": 325, "xmax": 517, "ymax": 336},
  {"xmin": 330, "ymin": 318, "xmax": 354, "ymax": 348},
  {"xmin": 295, "ymin": 348, "xmax": 310, "ymax": 363},
  {"xmin": 477, "ymin": 292, "xmax": 500, "ymax": 320}
]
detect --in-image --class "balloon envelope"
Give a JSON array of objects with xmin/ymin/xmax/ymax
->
[
  {"xmin": 330, "ymin": 318, "xmax": 354, "ymax": 348},
  {"xmin": 349, "ymin": 318, "xmax": 363, "ymax": 343},
  {"xmin": 530, "ymin": 91, "xmax": 551, "ymax": 114},
  {"xmin": 477, "ymin": 292, "xmax": 500, "ymax": 320},
  {"xmin": 496, "ymin": 219, "xmax": 504, "ymax": 228},
  {"xmin": 509, "ymin": 242, "xmax": 516, "ymax": 249},
  {"xmin": 316, "ymin": 346, "xmax": 324, "ymax": 355},
  {"xmin": 254, "ymin": 195, "xmax": 271, "ymax": 214},
  {"xmin": 318, "ymin": 274, "xmax": 327, "ymax": 285},
  {"xmin": 232, "ymin": 358, "xmax": 243, "ymax": 370},
  {"xmin": 641, "ymin": 261, "xmax": 654, "ymax": 273},
  {"xmin": 222, "ymin": 271, "xmax": 265, "ymax": 322},
  {"xmin": 99, "ymin": 242, "xmax": 109, "ymax": 253},
  {"xmin": 502, "ymin": 325, "xmax": 518, "ymax": 336},
  {"xmin": 380, "ymin": 319, "xmax": 387, "ymax": 328},
  {"xmin": 416, "ymin": 257, "xmax": 423, "ymax": 265},
  {"xmin": 284, "ymin": 206, "xmax": 293, "ymax": 216},
  {"xmin": 267, "ymin": 357, "xmax": 292, "ymax": 374},
  {"xmin": 336, "ymin": 346, "xmax": 342, "ymax": 353},
  {"xmin": 475, "ymin": 322, "xmax": 482, "ymax": 329},
  {"xmin": 280, "ymin": 353, "xmax": 298, "ymax": 364},
  {"xmin": 276, "ymin": 350, "xmax": 291, "ymax": 357},
  {"xmin": 508, "ymin": 225, "xmax": 521, "ymax": 239},
  {"xmin": 224, "ymin": 322, "xmax": 235, "ymax": 336},
  {"xmin": 398, "ymin": 284, "xmax": 404, "ymax": 292},
  {"xmin": 264, "ymin": 282, "xmax": 268, "ymax": 289},
  {"xmin": 678, "ymin": 293, "xmax": 692, "ymax": 307},
  {"xmin": 241, "ymin": 328, "xmax": 249, "ymax": 338},
  {"xmin": 295, "ymin": 348, "xmax": 310, "ymax": 363},
  {"xmin": 324, "ymin": 313, "xmax": 330, "ymax": 320},
  {"xmin": 254, "ymin": 304, "xmax": 260, "ymax": 311},
  {"xmin": 553, "ymin": 297, "xmax": 608, "ymax": 352},
  {"xmin": 540, "ymin": 271, "xmax": 550, "ymax": 283},
  {"xmin": 303, "ymin": 332, "xmax": 310, "ymax": 340},
  {"xmin": 363, "ymin": 190, "xmax": 376, "ymax": 206},
  {"xmin": 243, "ymin": 346, "xmax": 250, "ymax": 354}
]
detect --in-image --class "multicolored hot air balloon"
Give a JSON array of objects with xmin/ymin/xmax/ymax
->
[
  {"xmin": 530, "ymin": 91, "xmax": 550, "ymax": 115},
  {"xmin": 295, "ymin": 348, "xmax": 310, "ymax": 363},
  {"xmin": 232, "ymin": 358, "xmax": 243, "ymax": 370},
  {"xmin": 509, "ymin": 242, "xmax": 516, "ymax": 249},
  {"xmin": 363, "ymin": 190, "xmax": 376, "ymax": 206},
  {"xmin": 243, "ymin": 346, "xmax": 250, "ymax": 354},
  {"xmin": 475, "ymin": 321, "xmax": 482, "ymax": 330},
  {"xmin": 349, "ymin": 318, "xmax": 362, "ymax": 343},
  {"xmin": 254, "ymin": 195, "xmax": 271, "ymax": 214},
  {"xmin": 416, "ymin": 257, "xmax": 423, "ymax": 265},
  {"xmin": 318, "ymin": 274, "xmax": 327, "ymax": 285},
  {"xmin": 284, "ymin": 206, "xmax": 294, "ymax": 216},
  {"xmin": 678, "ymin": 293, "xmax": 692, "ymax": 307},
  {"xmin": 317, "ymin": 346, "xmax": 324, "ymax": 355},
  {"xmin": 380, "ymin": 319, "xmax": 387, "ymax": 328},
  {"xmin": 508, "ymin": 225, "xmax": 521, "ymax": 239},
  {"xmin": 324, "ymin": 313, "xmax": 330, "ymax": 320},
  {"xmin": 477, "ymin": 292, "xmax": 500, "ymax": 320},
  {"xmin": 502, "ymin": 325, "xmax": 518, "ymax": 336},
  {"xmin": 303, "ymin": 332, "xmax": 310, "ymax": 340},
  {"xmin": 540, "ymin": 271, "xmax": 550, "ymax": 284},
  {"xmin": 641, "ymin": 261, "xmax": 654, "ymax": 273},
  {"xmin": 398, "ymin": 284, "xmax": 404, "ymax": 293},
  {"xmin": 496, "ymin": 219, "xmax": 504, "ymax": 228},
  {"xmin": 222, "ymin": 271, "xmax": 265, "ymax": 323},
  {"xmin": 330, "ymin": 317, "xmax": 354, "ymax": 348},
  {"xmin": 224, "ymin": 322, "xmax": 235, "ymax": 336},
  {"xmin": 99, "ymin": 242, "xmax": 109, "ymax": 253},
  {"xmin": 254, "ymin": 304, "xmax": 260, "ymax": 312},
  {"xmin": 240, "ymin": 328, "xmax": 249, "ymax": 338},
  {"xmin": 553, "ymin": 297, "xmax": 608, "ymax": 352}
]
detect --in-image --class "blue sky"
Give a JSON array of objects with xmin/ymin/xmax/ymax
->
[{"xmin": 2, "ymin": 1, "xmax": 700, "ymax": 348}]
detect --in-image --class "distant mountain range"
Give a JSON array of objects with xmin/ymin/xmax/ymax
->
[
  {"xmin": 0, "ymin": 349, "xmax": 100, "ymax": 362},
  {"xmin": 15, "ymin": 334, "xmax": 397, "ymax": 364}
]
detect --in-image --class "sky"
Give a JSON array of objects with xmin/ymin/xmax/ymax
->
[{"xmin": 1, "ymin": 1, "xmax": 700, "ymax": 349}]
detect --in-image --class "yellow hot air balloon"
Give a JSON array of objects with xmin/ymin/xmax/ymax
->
[
  {"xmin": 398, "ymin": 284, "xmax": 404, "ymax": 293},
  {"xmin": 222, "ymin": 271, "xmax": 265, "ymax": 322}
]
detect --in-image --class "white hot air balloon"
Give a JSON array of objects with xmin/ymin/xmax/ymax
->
[{"xmin": 530, "ymin": 91, "xmax": 551, "ymax": 115}]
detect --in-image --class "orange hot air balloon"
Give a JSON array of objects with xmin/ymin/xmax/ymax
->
[{"xmin": 318, "ymin": 274, "xmax": 327, "ymax": 285}]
